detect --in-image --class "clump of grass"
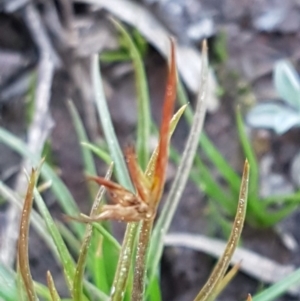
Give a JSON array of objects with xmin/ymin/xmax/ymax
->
[{"xmin": 1, "ymin": 20, "xmax": 300, "ymax": 301}]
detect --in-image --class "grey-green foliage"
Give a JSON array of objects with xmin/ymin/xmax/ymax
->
[{"xmin": 247, "ymin": 60, "xmax": 300, "ymax": 134}]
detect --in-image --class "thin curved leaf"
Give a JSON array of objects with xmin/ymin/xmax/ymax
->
[
  {"xmin": 17, "ymin": 169, "xmax": 39, "ymax": 301},
  {"xmin": 252, "ymin": 267, "xmax": 300, "ymax": 301},
  {"xmin": 0, "ymin": 128, "xmax": 84, "ymax": 237},
  {"xmin": 73, "ymin": 164, "xmax": 113, "ymax": 301},
  {"xmin": 194, "ymin": 160, "xmax": 249, "ymax": 301},
  {"xmin": 111, "ymin": 19, "xmax": 151, "ymax": 170},
  {"xmin": 92, "ymin": 55, "xmax": 133, "ymax": 190}
]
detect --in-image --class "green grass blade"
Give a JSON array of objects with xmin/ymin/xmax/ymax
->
[
  {"xmin": 81, "ymin": 142, "xmax": 111, "ymax": 165},
  {"xmin": 236, "ymin": 108, "xmax": 259, "ymax": 200},
  {"xmin": 68, "ymin": 100, "xmax": 97, "ymax": 176},
  {"xmin": 92, "ymin": 234, "xmax": 110, "ymax": 293},
  {"xmin": 92, "ymin": 222, "xmax": 121, "ymax": 291},
  {"xmin": 110, "ymin": 223, "xmax": 137, "ymax": 301},
  {"xmin": 92, "ymin": 53, "xmax": 136, "ymax": 301},
  {"xmin": 112, "ymin": 19, "xmax": 151, "ymax": 170},
  {"xmin": 148, "ymin": 41, "xmax": 209, "ymax": 285},
  {"xmin": 0, "ymin": 263, "xmax": 18, "ymax": 301},
  {"xmin": 0, "ymin": 127, "xmax": 84, "ymax": 236},
  {"xmin": 100, "ymin": 50, "xmax": 130, "ymax": 62},
  {"xmin": 258, "ymin": 203, "xmax": 297, "ymax": 228},
  {"xmin": 73, "ymin": 164, "xmax": 113, "ymax": 300},
  {"xmin": 169, "ymin": 148, "xmax": 234, "ymax": 214},
  {"xmin": 92, "ymin": 55, "xmax": 132, "ymax": 190},
  {"xmin": 33, "ymin": 189, "xmax": 75, "ymax": 294},
  {"xmin": 193, "ymin": 156, "xmax": 235, "ymax": 213},
  {"xmin": 0, "ymin": 264, "xmax": 53, "ymax": 301},
  {"xmin": 200, "ymin": 133, "xmax": 241, "ymax": 192},
  {"xmin": 46, "ymin": 271, "xmax": 62, "ymax": 301},
  {"xmin": 56, "ymin": 222, "xmax": 81, "ymax": 256},
  {"xmin": 83, "ymin": 281, "xmax": 109, "ymax": 301},
  {"xmin": 147, "ymin": 277, "xmax": 162, "ymax": 301},
  {"xmin": 0, "ymin": 181, "xmax": 55, "ymax": 249},
  {"xmin": 92, "ymin": 223, "xmax": 121, "ymax": 251},
  {"xmin": 264, "ymin": 190, "xmax": 300, "ymax": 206},
  {"xmin": 252, "ymin": 268, "xmax": 300, "ymax": 301}
]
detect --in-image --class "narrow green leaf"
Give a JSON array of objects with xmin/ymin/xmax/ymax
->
[
  {"xmin": 93, "ymin": 234, "xmax": 110, "ymax": 293},
  {"xmin": 110, "ymin": 223, "xmax": 137, "ymax": 301},
  {"xmin": 100, "ymin": 50, "xmax": 131, "ymax": 62},
  {"xmin": 92, "ymin": 223, "xmax": 121, "ymax": 251},
  {"xmin": 92, "ymin": 51, "xmax": 136, "ymax": 301},
  {"xmin": 81, "ymin": 142, "xmax": 111, "ymax": 165},
  {"xmin": 191, "ymin": 154, "xmax": 235, "ymax": 214},
  {"xmin": 73, "ymin": 164, "xmax": 113, "ymax": 301},
  {"xmin": 112, "ymin": 19, "xmax": 151, "ymax": 170},
  {"xmin": 236, "ymin": 107, "xmax": 259, "ymax": 201},
  {"xmin": 1, "ymin": 262, "xmax": 53, "ymax": 301},
  {"xmin": 0, "ymin": 128, "xmax": 84, "ymax": 237},
  {"xmin": 33, "ymin": 188, "xmax": 75, "ymax": 294},
  {"xmin": 46, "ymin": 271, "xmax": 61, "ymax": 301},
  {"xmin": 200, "ymin": 133, "xmax": 241, "ymax": 193},
  {"xmin": 68, "ymin": 100, "xmax": 97, "ymax": 176},
  {"xmin": 92, "ymin": 55, "xmax": 133, "ymax": 190},
  {"xmin": 252, "ymin": 267, "xmax": 300, "ymax": 301},
  {"xmin": 56, "ymin": 222, "xmax": 81, "ymax": 256},
  {"xmin": 0, "ymin": 263, "xmax": 18, "ymax": 301}
]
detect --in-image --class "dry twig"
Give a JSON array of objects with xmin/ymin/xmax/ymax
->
[{"xmin": 0, "ymin": 2, "xmax": 55, "ymax": 267}]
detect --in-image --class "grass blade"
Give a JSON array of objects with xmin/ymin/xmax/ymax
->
[
  {"xmin": 111, "ymin": 19, "xmax": 151, "ymax": 170},
  {"xmin": 68, "ymin": 100, "xmax": 97, "ymax": 176},
  {"xmin": 194, "ymin": 160, "xmax": 249, "ymax": 301},
  {"xmin": 236, "ymin": 107, "xmax": 259, "ymax": 200},
  {"xmin": 17, "ymin": 169, "xmax": 39, "ymax": 301},
  {"xmin": 46, "ymin": 271, "xmax": 61, "ymax": 301},
  {"xmin": 81, "ymin": 142, "xmax": 111, "ymax": 165},
  {"xmin": 31, "ymin": 163, "xmax": 79, "ymax": 296},
  {"xmin": 110, "ymin": 223, "xmax": 137, "ymax": 301},
  {"xmin": 92, "ymin": 55, "xmax": 132, "ymax": 190},
  {"xmin": 0, "ymin": 128, "xmax": 84, "ymax": 236},
  {"xmin": 252, "ymin": 267, "xmax": 300, "ymax": 301},
  {"xmin": 73, "ymin": 164, "xmax": 113, "ymax": 301},
  {"xmin": 33, "ymin": 188, "xmax": 75, "ymax": 293},
  {"xmin": 0, "ymin": 264, "xmax": 18, "ymax": 301},
  {"xmin": 92, "ymin": 53, "xmax": 136, "ymax": 301}
]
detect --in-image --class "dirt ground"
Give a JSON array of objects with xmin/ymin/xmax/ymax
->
[{"xmin": 1, "ymin": 1, "xmax": 300, "ymax": 300}]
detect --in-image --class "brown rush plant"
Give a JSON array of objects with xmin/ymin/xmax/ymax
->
[
  {"xmin": 15, "ymin": 38, "xmax": 252, "ymax": 301},
  {"xmin": 73, "ymin": 38, "xmax": 178, "ymax": 301},
  {"xmin": 70, "ymin": 39, "xmax": 250, "ymax": 301}
]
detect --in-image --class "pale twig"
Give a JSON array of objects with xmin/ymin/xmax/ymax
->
[
  {"xmin": 164, "ymin": 233, "xmax": 299, "ymax": 297},
  {"xmin": 0, "ymin": 2, "xmax": 55, "ymax": 267}
]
